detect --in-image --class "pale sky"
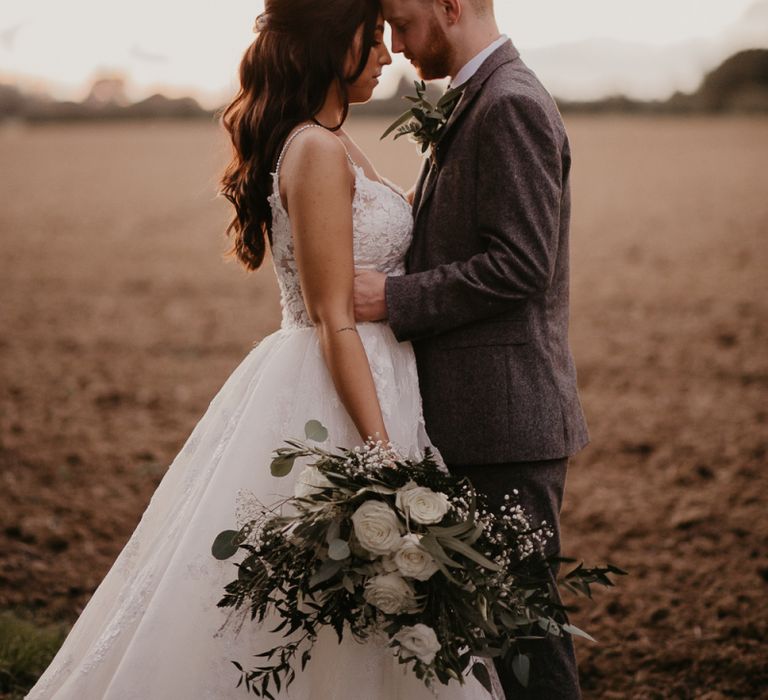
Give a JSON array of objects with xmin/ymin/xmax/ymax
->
[{"xmin": 0, "ymin": 0, "xmax": 764, "ymax": 106}]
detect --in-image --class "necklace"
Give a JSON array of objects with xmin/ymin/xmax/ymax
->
[{"xmin": 311, "ymin": 116, "xmax": 343, "ymax": 132}]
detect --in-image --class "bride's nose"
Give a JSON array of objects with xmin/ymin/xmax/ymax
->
[{"xmin": 380, "ymin": 44, "xmax": 392, "ymax": 66}]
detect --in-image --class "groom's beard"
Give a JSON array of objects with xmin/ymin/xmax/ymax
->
[{"xmin": 410, "ymin": 16, "xmax": 454, "ymax": 80}]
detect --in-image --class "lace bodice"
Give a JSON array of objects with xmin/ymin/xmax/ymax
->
[{"xmin": 268, "ymin": 124, "xmax": 413, "ymax": 329}]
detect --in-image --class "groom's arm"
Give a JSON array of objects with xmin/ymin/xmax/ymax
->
[{"xmin": 386, "ymin": 93, "xmax": 565, "ymax": 342}]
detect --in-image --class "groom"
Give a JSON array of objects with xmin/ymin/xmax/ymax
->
[{"xmin": 354, "ymin": 0, "xmax": 589, "ymax": 697}]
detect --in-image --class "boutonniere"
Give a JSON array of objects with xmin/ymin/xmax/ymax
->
[{"xmin": 381, "ymin": 80, "xmax": 464, "ymax": 156}]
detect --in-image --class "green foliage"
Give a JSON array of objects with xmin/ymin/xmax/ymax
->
[
  {"xmin": 0, "ymin": 611, "xmax": 67, "ymax": 698},
  {"xmin": 381, "ymin": 81, "xmax": 464, "ymax": 153},
  {"xmin": 561, "ymin": 562, "xmax": 628, "ymax": 599}
]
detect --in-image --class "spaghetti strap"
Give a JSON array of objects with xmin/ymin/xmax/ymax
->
[{"xmin": 274, "ymin": 123, "xmax": 357, "ymax": 179}]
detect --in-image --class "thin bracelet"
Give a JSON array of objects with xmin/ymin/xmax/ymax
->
[{"xmin": 335, "ymin": 326, "xmax": 357, "ymax": 334}]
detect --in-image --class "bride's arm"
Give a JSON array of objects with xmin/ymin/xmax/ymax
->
[{"xmin": 285, "ymin": 131, "xmax": 389, "ymax": 443}]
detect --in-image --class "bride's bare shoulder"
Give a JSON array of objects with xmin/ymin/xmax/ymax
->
[
  {"xmin": 282, "ymin": 127, "xmax": 350, "ymax": 178},
  {"xmin": 280, "ymin": 127, "xmax": 354, "ymax": 206}
]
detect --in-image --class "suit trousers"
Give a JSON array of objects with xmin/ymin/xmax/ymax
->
[{"xmin": 447, "ymin": 459, "xmax": 581, "ymax": 700}]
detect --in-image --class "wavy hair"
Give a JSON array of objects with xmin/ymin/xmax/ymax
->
[{"xmin": 218, "ymin": 0, "xmax": 380, "ymax": 271}]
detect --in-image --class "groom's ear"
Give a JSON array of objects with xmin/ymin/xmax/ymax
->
[{"xmin": 436, "ymin": 0, "xmax": 462, "ymax": 26}]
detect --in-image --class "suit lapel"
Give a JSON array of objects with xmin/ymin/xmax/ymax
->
[
  {"xmin": 413, "ymin": 158, "xmax": 438, "ymax": 222},
  {"xmin": 412, "ymin": 40, "xmax": 521, "ymax": 224},
  {"xmin": 439, "ymin": 40, "xmax": 520, "ymax": 144},
  {"xmin": 411, "ymin": 157, "xmax": 431, "ymax": 215}
]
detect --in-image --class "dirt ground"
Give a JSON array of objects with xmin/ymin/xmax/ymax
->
[{"xmin": 0, "ymin": 115, "xmax": 766, "ymax": 698}]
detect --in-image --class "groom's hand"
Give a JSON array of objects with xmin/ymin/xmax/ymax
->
[{"xmin": 353, "ymin": 269, "xmax": 388, "ymax": 322}]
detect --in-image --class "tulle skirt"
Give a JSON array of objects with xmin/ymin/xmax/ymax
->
[{"xmin": 26, "ymin": 323, "xmax": 499, "ymax": 699}]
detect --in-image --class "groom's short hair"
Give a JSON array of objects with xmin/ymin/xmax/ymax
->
[{"xmin": 469, "ymin": 0, "xmax": 494, "ymax": 16}]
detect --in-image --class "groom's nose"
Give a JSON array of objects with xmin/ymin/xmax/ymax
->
[{"xmin": 389, "ymin": 29, "xmax": 405, "ymax": 55}]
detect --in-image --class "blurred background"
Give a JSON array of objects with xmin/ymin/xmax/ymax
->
[{"xmin": 1, "ymin": 1, "xmax": 766, "ymax": 698}]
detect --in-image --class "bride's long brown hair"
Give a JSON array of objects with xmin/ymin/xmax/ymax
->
[{"xmin": 218, "ymin": 0, "xmax": 380, "ymax": 271}]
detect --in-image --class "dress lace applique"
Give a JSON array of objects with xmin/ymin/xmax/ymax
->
[{"xmin": 267, "ymin": 124, "xmax": 413, "ymax": 331}]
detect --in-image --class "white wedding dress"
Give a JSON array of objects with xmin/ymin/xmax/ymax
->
[{"xmin": 26, "ymin": 124, "xmax": 501, "ymax": 700}]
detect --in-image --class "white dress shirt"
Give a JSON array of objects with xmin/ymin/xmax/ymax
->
[{"xmin": 450, "ymin": 34, "xmax": 509, "ymax": 88}]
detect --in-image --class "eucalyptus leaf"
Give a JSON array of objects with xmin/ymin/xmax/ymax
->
[
  {"xmin": 537, "ymin": 617, "xmax": 562, "ymax": 636},
  {"xmin": 211, "ymin": 529, "xmax": 240, "ymax": 560},
  {"xmin": 309, "ymin": 559, "xmax": 343, "ymax": 588},
  {"xmin": 471, "ymin": 662, "xmax": 492, "ymax": 694},
  {"xmin": 562, "ymin": 623, "xmax": 598, "ymax": 643},
  {"xmin": 438, "ymin": 536, "xmax": 501, "ymax": 571},
  {"xmin": 381, "ymin": 109, "xmax": 414, "ymax": 139},
  {"xmin": 477, "ymin": 595, "xmax": 488, "ymax": 620},
  {"xmin": 325, "ymin": 520, "xmax": 341, "ymax": 544},
  {"xmin": 271, "ymin": 453, "xmax": 297, "ymax": 477},
  {"xmin": 419, "ymin": 534, "xmax": 465, "ymax": 568},
  {"xmin": 437, "ymin": 85, "xmax": 464, "ymax": 107},
  {"xmin": 327, "ymin": 539, "xmax": 351, "ymax": 561},
  {"xmin": 512, "ymin": 653, "xmax": 531, "ymax": 687},
  {"xmin": 304, "ymin": 420, "xmax": 329, "ymax": 442},
  {"xmin": 427, "ymin": 520, "xmax": 474, "ymax": 538},
  {"xmin": 356, "ymin": 485, "xmax": 397, "ymax": 496},
  {"xmin": 465, "ymin": 524, "xmax": 484, "ymax": 545}
]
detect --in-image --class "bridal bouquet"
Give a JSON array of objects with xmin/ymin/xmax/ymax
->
[{"xmin": 212, "ymin": 422, "xmax": 623, "ymax": 698}]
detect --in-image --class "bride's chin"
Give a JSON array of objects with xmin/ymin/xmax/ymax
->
[{"xmin": 349, "ymin": 91, "xmax": 374, "ymax": 105}]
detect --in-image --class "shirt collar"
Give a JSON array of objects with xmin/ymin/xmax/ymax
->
[{"xmin": 450, "ymin": 34, "xmax": 509, "ymax": 89}]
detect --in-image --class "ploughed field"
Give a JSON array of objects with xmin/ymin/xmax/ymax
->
[{"xmin": 0, "ymin": 115, "xmax": 766, "ymax": 698}]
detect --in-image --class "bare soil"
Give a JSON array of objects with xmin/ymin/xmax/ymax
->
[{"xmin": 0, "ymin": 115, "xmax": 766, "ymax": 698}]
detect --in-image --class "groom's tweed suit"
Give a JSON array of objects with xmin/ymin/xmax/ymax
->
[{"xmin": 386, "ymin": 41, "xmax": 588, "ymax": 698}]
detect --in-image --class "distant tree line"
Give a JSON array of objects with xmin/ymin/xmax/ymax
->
[
  {"xmin": 0, "ymin": 76, "xmax": 211, "ymax": 123},
  {"xmin": 1, "ymin": 49, "xmax": 766, "ymax": 123},
  {"xmin": 555, "ymin": 49, "xmax": 768, "ymax": 115}
]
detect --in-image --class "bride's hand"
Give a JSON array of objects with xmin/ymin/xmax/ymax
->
[{"xmin": 353, "ymin": 269, "xmax": 388, "ymax": 322}]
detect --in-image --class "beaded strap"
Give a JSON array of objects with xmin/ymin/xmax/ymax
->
[{"xmin": 274, "ymin": 123, "xmax": 356, "ymax": 177}]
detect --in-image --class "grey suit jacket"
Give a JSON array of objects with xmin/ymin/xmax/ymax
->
[{"xmin": 385, "ymin": 40, "xmax": 589, "ymax": 465}]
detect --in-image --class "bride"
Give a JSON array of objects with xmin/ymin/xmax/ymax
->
[{"xmin": 26, "ymin": 0, "xmax": 499, "ymax": 698}]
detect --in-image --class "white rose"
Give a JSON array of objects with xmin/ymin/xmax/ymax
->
[
  {"xmin": 363, "ymin": 573, "xmax": 417, "ymax": 615},
  {"xmin": 393, "ymin": 624, "xmax": 441, "ymax": 664},
  {"xmin": 294, "ymin": 466, "xmax": 333, "ymax": 499},
  {"xmin": 393, "ymin": 534, "xmax": 439, "ymax": 581},
  {"xmin": 395, "ymin": 482, "xmax": 450, "ymax": 525},
  {"xmin": 351, "ymin": 500, "xmax": 402, "ymax": 556}
]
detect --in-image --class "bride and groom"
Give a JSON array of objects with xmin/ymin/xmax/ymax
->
[{"xmin": 27, "ymin": 0, "xmax": 588, "ymax": 698}]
